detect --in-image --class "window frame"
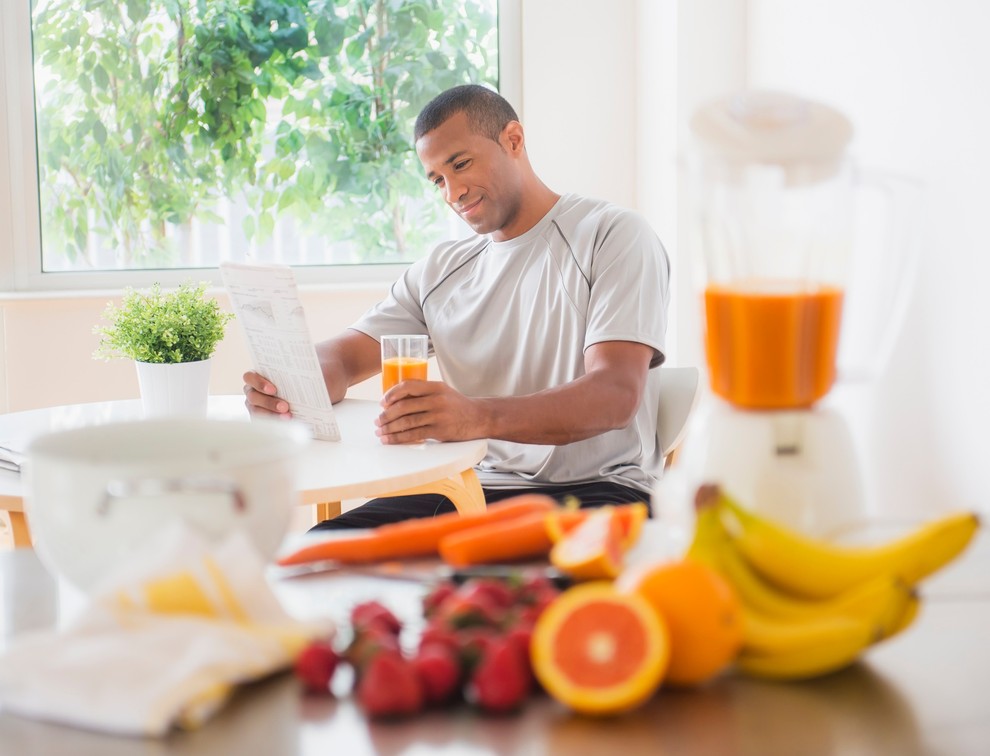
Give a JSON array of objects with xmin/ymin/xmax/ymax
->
[{"xmin": 0, "ymin": 0, "xmax": 521, "ymax": 293}]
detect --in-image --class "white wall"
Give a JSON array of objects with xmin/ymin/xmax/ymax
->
[
  {"xmin": 521, "ymin": 0, "xmax": 638, "ymax": 207},
  {"xmin": 746, "ymin": 0, "xmax": 989, "ymax": 517}
]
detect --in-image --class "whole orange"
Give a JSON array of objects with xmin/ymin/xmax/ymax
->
[{"xmin": 620, "ymin": 558, "xmax": 743, "ymax": 686}]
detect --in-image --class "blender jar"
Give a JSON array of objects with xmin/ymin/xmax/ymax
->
[{"xmin": 688, "ymin": 91, "xmax": 855, "ymax": 410}]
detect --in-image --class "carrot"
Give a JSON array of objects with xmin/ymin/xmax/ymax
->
[
  {"xmin": 439, "ymin": 502, "xmax": 650, "ymax": 568},
  {"xmin": 438, "ymin": 511, "xmax": 558, "ymax": 567},
  {"xmin": 277, "ymin": 494, "xmax": 558, "ymax": 566}
]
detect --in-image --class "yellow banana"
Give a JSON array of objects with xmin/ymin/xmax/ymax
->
[
  {"xmin": 735, "ymin": 621, "xmax": 873, "ymax": 681},
  {"xmin": 883, "ymin": 590, "xmax": 921, "ymax": 640},
  {"xmin": 687, "ymin": 485, "xmax": 729, "ymax": 555},
  {"xmin": 717, "ymin": 489, "xmax": 980, "ymax": 599},
  {"xmin": 735, "ymin": 591, "xmax": 920, "ymax": 680},
  {"xmin": 716, "ymin": 538, "xmax": 914, "ymax": 634},
  {"xmin": 739, "ymin": 605, "xmax": 874, "ymax": 657},
  {"xmin": 692, "ymin": 489, "xmax": 919, "ymax": 633}
]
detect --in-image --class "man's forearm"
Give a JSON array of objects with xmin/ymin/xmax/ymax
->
[
  {"xmin": 476, "ymin": 369, "xmax": 643, "ymax": 445},
  {"xmin": 315, "ymin": 331, "xmax": 382, "ymax": 403}
]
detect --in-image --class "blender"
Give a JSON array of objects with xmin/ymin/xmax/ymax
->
[{"xmin": 674, "ymin": 90, "xmax": 920, "ymax": 538}]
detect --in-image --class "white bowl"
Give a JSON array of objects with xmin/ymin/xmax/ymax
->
[{"xmin": 24, "ymin": 417, "xmax": 309, "ymax": 592}]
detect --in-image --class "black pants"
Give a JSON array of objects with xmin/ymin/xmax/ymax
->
[{"xmin": 309, "ymin": 481, "xmax": 650, "ymax": 531}]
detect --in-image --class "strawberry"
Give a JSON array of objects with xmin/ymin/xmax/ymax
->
[
  {"xmin": 515, "ymin": 601, "xmax": 551, "ymax": 628},
  {"xmin": 468, "ymin": 635, "xmax": 531, "ymax": 714},
  {"xmin": 294, "ymin": 639, "xmax": 340, "ymax": 695},
  {"xmin": 350, "ymin": 600, "xmax": 402, "ymax": 636},
  {"xmin": 457, "ymin": 578, "xmax": 515, "ymax": 610},
  {"xmin": 504, "ymin": 625, "xmax": 533, "ymax": 666},
  {"xmin": 412, "ymin": 645, "xmax": 462, "ymax": 706},
  {"xmin": 356, "ymin": 650, "xmax": 424, "ymax": 718},
  {"xmin": 455, "ymin": 625, "xmax": 500, "ymax": 673},
  {"xmin": 418, "ymin": 621, "xmax": 461, "ymax": 657},
  {"xmin": 514, "ymin": 574, "xmax": 562, "ymax": 606},
  {"xmin": 422, "ymin": 581, "xmax": 457, "ymax": 618},
  {"xmin": 345, "ymin": 622, "xmax": 401, "ymax": 678},
  {"xmin": 435, "ymin": 593, "xmax": 501, "ymax": 630}
]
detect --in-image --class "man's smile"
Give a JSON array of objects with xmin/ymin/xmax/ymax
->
[{"xmin": 457, "ymin": 197, "xmax": 483, "ymax": 218}]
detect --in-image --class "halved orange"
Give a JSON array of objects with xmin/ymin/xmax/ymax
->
[
  {"xmin": 549, "ymin": 507, "xmax": 624, "ymax": 580},
  {"xmin": 620, "ymin": 558, "xmax": 743, "ymax": 687},
  {"xmin": 616, "ymin": 502, "xmax": 649, "ymax": 549},
  {"xmin": 530, "ymin": 582, "xmax": 670, "ymax": 716},
  {"xmin": 546, "ymin": 502, "xmax": 649, "ymax": 550}
]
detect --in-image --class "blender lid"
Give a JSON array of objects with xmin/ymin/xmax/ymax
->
[{"xmin": 690, "ymin": 90, "xmax": 853, "ymax": 182}]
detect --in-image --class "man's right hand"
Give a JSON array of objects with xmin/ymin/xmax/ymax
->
[{"xmin": 243, "ymin": 371, "xmax": 292, "ymax": 418}]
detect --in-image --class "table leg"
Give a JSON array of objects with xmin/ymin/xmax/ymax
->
[
  {"xmin": 381, "ymin": 468, "xmax": 486, "ymax": 515},
  {"xmin": 5, "ymin": 512, "xmax": 32, "ymax": 549},
  {"xmin": 315, "ymin": 501, "xmax": 342, "ymax": 524}
]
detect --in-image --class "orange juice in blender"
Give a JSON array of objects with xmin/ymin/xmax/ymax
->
[{"xmin": 704, "ymin": 281, "xmax": 844, "ymax": 409}]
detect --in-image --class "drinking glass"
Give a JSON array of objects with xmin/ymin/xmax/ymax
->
[{"xmin": 381, "ymin": 335, "xmax": 428, "ymax": 393}]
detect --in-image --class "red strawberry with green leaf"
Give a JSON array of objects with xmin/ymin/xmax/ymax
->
[
  {"xmin": 468, "ymin": 635, "xmax": 531, "ymax": 714},
  {"xmin": 294, "ymin": 639, "xmax": 340, "ymax": 695},
  {"xmin": 412, "ymin": 645, "xmax": 462, "ymax": 706},
  {"xmin": 351, "ymin": 600, "xmax": 402, "ymax": 636},
  {"xmin": 457, "ymin": 578, "xmax": 515, "ymax": 610},
  {"xmin": 418, "ymin": 621, "xmax": 461, "ymax": 657},
  {"xmin": 345, "ymin": 622, "xmax": 401, "ymax": 678},
  {"xmin": 356, "ymin": 650, "xmax": 424, "ymax": 719},
  {"xmin": 423, "ymin": 581, "xmax": 457, "ymax": 618}
]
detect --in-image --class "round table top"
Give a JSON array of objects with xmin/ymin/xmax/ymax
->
[{"xmin": 0, "ymin": 396, "xmax": 488, "ymax": 509}]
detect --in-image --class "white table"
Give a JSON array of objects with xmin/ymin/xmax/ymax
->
[{"xmin": 0, "ymin": 396, "xmax": 488, "ymax": 548}]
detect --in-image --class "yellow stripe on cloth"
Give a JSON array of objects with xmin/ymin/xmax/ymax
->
[
  {"xmin": 142, "ymin": 571, "xmax": 217, "ymax": 617},
  {"xmin": 175, "ymin": 681, "xmax": 233, "ymax": 731},
  {"xmin": 204, "ymin": 556, "xmax": 249, "ymax": 623}
]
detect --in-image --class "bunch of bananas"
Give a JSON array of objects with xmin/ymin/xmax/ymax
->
[{"xmin": 688, "ymin": 485, "xmax": 980, "ymax": 681}]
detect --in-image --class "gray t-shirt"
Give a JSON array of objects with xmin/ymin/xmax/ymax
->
[{"xmin": 350, "ymin": 193, "xmax": 671, "ymax": 494}]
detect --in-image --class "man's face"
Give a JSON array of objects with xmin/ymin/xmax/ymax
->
[{"xmin": 416, "ymin": 111, "xmax": 523, "ymax": 241}]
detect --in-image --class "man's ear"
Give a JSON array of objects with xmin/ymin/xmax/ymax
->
[{"xmin": 501, "ymin": 121, "xmax": 525, "ymax": 155}]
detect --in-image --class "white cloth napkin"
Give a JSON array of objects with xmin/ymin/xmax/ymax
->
[{"xmin": 0, "ymin": 522, "xmax": 329, "ymax": 737}]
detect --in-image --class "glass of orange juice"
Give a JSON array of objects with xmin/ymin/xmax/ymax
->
[{"xmin": 381, "ymin": 334, "xmax": 429, "ymax": 393}]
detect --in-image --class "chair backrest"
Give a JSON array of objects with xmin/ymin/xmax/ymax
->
[{"xmin": 656, "ymin": 366, "xmax": 702, "ymax": 466}]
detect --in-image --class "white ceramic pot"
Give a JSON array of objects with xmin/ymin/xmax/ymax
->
[
  {"xmin": 135, "ymin": 359, "xmax": 212, "ymax": 418},
  {"xmin": 24, "ymin": 417, "xmax": 309, "ymax": 592}
]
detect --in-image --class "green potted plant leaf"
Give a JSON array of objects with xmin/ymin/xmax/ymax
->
[{"xmin": 94, "ymin": 282, "xmax": 234, "ymax": 416}]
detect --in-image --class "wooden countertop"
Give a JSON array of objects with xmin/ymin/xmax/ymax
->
[{"xmin": 1, "ymin": 520, "xmax": 987, "ymax": 755}]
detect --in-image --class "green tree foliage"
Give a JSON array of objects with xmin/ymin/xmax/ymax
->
[{"xmin": 32, "ymin": 0, "xmax": 497, "ymax": 268}]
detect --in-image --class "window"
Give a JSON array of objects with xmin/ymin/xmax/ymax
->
[{"xmin": 0, "ymin": 0, "xmax": 518, "ymax": 291}]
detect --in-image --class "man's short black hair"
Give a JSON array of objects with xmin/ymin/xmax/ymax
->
[{"xmin": 414, "ymin": 84, "xmax": 519, "ymax": 143}]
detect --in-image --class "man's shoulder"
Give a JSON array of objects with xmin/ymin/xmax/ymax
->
[
  {"xmin": 401, "ymin": 234, "xmax": 490, "ymax": 295},
  {"xmin": 554, "ymin": 193, "xmax": 658, "ymax": 244},
  {"xmin": 410, "ymin": 234, "xmax": 488, "ymax": 274}
]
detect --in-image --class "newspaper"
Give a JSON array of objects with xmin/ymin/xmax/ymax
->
[
  {"xmin": 0, "ymin": 442, "xmax": 27, "ymax": 473},
  {"xmin": 220, "ymin": 262, "xmax": 341, "ymax": 442}
]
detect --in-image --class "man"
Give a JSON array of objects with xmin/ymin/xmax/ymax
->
[{"xmin": 244, "ymin": 84, "xmax": 671, "ymax": 528}]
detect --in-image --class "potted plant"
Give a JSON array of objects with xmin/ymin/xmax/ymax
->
[{"xmin": 94, "ymin": 282, "xmax": 234, "ymax": 416}]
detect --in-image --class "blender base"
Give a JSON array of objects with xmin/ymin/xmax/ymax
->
[{"xmin": 676, "ymin": 399, "xmax": 867, "ymax": 538}]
